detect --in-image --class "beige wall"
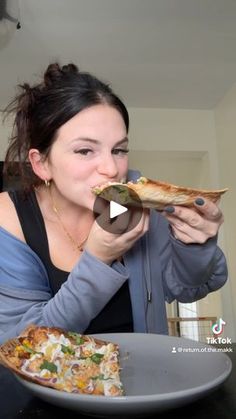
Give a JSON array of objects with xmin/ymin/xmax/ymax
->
[
  {"xmin": 128, "ymin": 108, "xmax": 221, "ymax": 188},
  {"xmin": 0, "ymin": 113, "xmax": 12, "ymax": 160},
  {"xmin": 215, "ymin": 84, "xmax": 236, "ymax": 341},
  {"xmin": 128, "ymin": 108, "xmax": 215, "ymax": 151}
]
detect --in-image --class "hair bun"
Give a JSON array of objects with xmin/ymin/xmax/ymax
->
[
  {"xmin": 44, "ymin": 63, "xmax": 79, "ymax": 86},
  {"xmin": 62, "ymin": 63, "xmax": 79, "ymax": 75}
]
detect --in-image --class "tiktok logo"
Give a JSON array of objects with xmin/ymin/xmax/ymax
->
[{"xmin": 212, "ymin": 318, "xmax": 226, "ymax": 336}]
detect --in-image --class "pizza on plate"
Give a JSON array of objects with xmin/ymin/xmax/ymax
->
[
  {"xmin": 0, "ymin": 325, "xmax": 124, "ymax": 396},
  {"xmin": 92, "ymin": 177, "xmax": 228, "ymax": 210}
]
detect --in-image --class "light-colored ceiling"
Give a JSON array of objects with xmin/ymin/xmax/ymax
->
[{"xmin": 1, "ymin": 0, "xmax": 236, "ymax": 110}]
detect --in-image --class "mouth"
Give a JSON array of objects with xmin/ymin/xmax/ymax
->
[{"xmin": 91, "ymin": 178, "xmax": 126, "ymax": 189}]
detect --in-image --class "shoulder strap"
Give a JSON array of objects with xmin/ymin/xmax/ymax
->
[
  {"xmin": 8, "ymin": 190, "xmax": 69, "ymax": 294},
  {"xmin": 8, "ymin": 190, "xmax": 50, "ymax": 261}
]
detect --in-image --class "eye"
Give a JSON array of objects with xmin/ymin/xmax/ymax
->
[
  {"xmin": 74, "ymin": 149, "xmax": 93, "ymax": 156},
  {"xmin": 112, "ymin": 148, "xmax": 129, "ymax": 156}
]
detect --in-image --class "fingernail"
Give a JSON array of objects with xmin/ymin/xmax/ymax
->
[
  {"xmin": 164, "ymin": 206, "xmax": 175, "ymax": 213},
  {"xmin": 195, "ymin": 198, "xmax": 205, "ymax": 206}
]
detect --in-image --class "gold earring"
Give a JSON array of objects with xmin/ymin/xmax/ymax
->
[{"xmin": 44, "ymin": 179, "xmax": 51, "ymax": 188}]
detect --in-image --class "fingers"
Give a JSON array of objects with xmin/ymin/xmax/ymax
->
[
  {"xmin": 93, "ymin": 197, "xmax": 110, "ymax": 215},
  {"xmin": 123, "ymin": 208, "xmax": 150, "ymax": 241},
  {"xmin": 171, "ymin": 225, "xmax": 211, "ymax": 244},
  {"xmin": 93, "ymin": 206, "xmax": 149, "ymax": 242},
  {"xmin": 143, "ymin": 208, "xmax": 150, "ymax": 232},
  {"xmin": 86, "ymin": 207, "xmax": 150, "ymax": 264},
  {"xmin": 164, "ymin": 205, "xmax": 204, "ymax": 230},
  {"xmin": 163, "ymin": 199, "xmax": 224, "ymax": 244},
  {"xmin": 136, "ymin": 207, "xmax": 150, "ymax": 235},
  {"xmin": 164, "ymin": 199, "xmax": 223, "ymax": 226},
  {"xmin": 110, "ymin": 210, "xmax": 132, "ymax": 234},
  {"xmin": 194, "ymin": 197, "xmax": 223, "ymax": 222}
]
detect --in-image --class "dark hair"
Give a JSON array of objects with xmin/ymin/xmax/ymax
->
[{"xmin": 3, "ymin": 62, "xmax": 129, "ymax": 190}]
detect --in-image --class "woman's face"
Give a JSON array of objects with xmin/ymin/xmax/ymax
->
[{"xmin": 44, "ymin": 104, "xmax": 129, "ymax": 210}]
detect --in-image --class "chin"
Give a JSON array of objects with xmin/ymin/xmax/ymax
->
[{"xmin": 82, "ymin": 197, "xmax": 96, "ymax": 212}]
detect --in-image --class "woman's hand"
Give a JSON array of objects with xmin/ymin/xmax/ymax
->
[
  {"xmin": 162, "ymin": 198, "xmax": 224, "ymax": 244},
  {"xmin": 85, "ymin": 207, "xmax": 150, "ymax": 264}
]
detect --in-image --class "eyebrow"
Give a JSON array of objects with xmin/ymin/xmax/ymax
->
[{"xmin": 70, "ymin": 137, "xmax": 129, "ymax": 146}]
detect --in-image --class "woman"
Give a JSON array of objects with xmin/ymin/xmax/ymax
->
[{"xmin": 0, "ymin": 63, "xmax": 227, "ymax": 343}]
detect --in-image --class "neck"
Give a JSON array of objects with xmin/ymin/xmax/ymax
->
[{"xmin": 47, "ymin": 185, "xmax": 94, "ymax": 253}]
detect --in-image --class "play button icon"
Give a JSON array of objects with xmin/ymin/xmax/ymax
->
[
  {"xmin": 110, "ymin": 201, "xmax": 128, "ymax": 219},
  {"xmin": 93, "ymin": 184, "xmax": 143, "ymax": 234}
]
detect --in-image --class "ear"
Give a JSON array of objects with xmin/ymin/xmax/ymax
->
[{"xmin": 28, "ymin": 149, "xmax": 51, "ymax": 181}]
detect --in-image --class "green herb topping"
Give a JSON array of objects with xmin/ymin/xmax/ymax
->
[
  {"xmin": 61, "ymin": 344, "xmax": 75, "ymax": 355},
  {"xmin": 40, "ymin": 360, "xmax": 57, "ymax": 373},
  {"xmin": 68, "ymin": 332, "xmax": 85, "ymax": 345},
  {"xmin": 90, "ymin": 353, "xmax": 104, "ymax": 364}
]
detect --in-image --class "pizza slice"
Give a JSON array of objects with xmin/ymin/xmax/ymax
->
[
  {"xmin": 92, "ymin": 177, "xmax": 228, "ymax": 210},
  {"xmin": 0, "ymin": 325, "xmax": 124, "ymax": 396}
]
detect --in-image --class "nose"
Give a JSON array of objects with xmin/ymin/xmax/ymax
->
[{"xmin": 97, "ymin": 153, "xmax": 119, "ymax": 178}]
